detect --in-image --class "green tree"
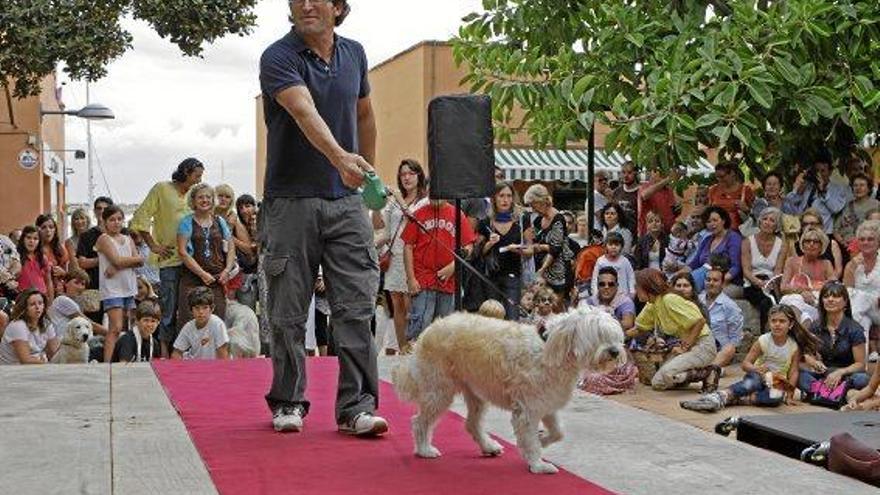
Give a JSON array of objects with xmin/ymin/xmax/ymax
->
[
  {"xmin": 0, "ymin": 0, "xmax": 258, "ymax": 98},
  {"xmin": 454, "ymin": 0, "xmax": 880, "ymax": 175}
]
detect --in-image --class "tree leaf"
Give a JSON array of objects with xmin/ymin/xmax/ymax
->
[
  {"xmin": 695, "ymin": 113, "xmax": 722, "ymax": 128},
  {"xmin": 747, "ymin": 81, "xmax": 773, "ymax": 109}
]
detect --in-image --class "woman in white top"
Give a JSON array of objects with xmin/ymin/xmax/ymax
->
[
  {"xmin": 843, "ymin": 220, "xmax": 880, "ymax": 361},
  {"xmin": 741, "ymin": 207, "xmax": 788, "ymax": 331},
  {"xmin": 95, "ymin": 205, "xmax": 143, "ymax": 362},
  {"xmin": 0, "ymin": 289, "xmax": 58, "ymax": 364},
  {"xmin": 371, "ymin": 159, "xmax": 427, "ymax": 353}
]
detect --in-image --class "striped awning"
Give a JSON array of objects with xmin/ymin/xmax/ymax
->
[{"xmin": 494, "ymin": 148, "xmax": 715, "ymax": 182}]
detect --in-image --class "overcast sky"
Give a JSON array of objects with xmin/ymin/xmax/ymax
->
[{"xmin": 59, "ymin": 0, "xmax": 483, "ymax": 204}]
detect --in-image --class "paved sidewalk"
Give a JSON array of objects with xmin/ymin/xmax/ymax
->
[
  {"xmin": 1, "ymin": 360, "xmax": 874, "ymax": 494},
  {"xmin": 378, "ymin": 357, "xmax": 876, "ymax": 495}
]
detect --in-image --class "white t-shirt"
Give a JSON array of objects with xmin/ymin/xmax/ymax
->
[
  {"xmin": 47, "ymin": 296, "xmax": 82, "ymax": 336},
  {"xmin": 173, "ymin": 314, "xmax": 229, "ymax": 360},
  {"xmin": 0, "ymin": 320, "xmax": 56, "ymax": 364}
]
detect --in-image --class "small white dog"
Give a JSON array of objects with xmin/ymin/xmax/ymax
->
[
  {"xmin": 51, "ymin": 316, "xmax": 93, "ymax": 364},
  {"xmin": 225, "ymin": 299, "xmax": 261, "ymax": 358},
  {"xmin": 392, "ymin": 306, "xmax": 626, "ymax": 474}
]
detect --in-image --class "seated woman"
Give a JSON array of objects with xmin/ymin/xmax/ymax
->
[
  {"xmin": 843, "ymin": 220, "xmax": 880, "ymax": 361},
  {"xmin": 0, "ymin": 289, "xmax": 58, "ymax": 364},
  {"xmin": 779, "ymin": 227, "xmax": 836, "ymax": 326},
  {"xmin": 681, "ymin": 206, "xmax": 743, "ymax": 297},
  {"xmin": 681, "ymin": 304, "xmax": 822, "ymax": 413},
  {"xmin": 632, "ymin": 269, "xmax": 717, "ymax": 391},
  {"xmin": 843, "ymin": 358, "xmax": 880, "ymax": 411},
  {"xmin": 797, "ymin": 281, "xmax": 870, "ymax": 403},
  {"xmin": 633, "ymin": 210, "xmax": 669, "ymax": 271},
  {"xmin": 741, "ymin": 206, "xmax": 788, "ymax": 331},
  {"xmin": 796, "ymin": 208, "xmax": 844, "ymax": 279}
]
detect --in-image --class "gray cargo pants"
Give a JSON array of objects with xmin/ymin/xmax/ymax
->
[{"xmin": 262, "ymin": 195, "xmax": 380, "ymax": 424}]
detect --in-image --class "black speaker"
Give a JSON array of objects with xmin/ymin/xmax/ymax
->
[{"xmin": 427, "ymin": 94, "xmax": 495, "ymax": 200}]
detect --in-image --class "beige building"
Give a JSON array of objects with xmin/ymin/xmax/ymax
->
[{"xmin": 0, "ymin": 75, "xmax": 67, "ymax": 234}]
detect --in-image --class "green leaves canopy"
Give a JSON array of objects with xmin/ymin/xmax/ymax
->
[
  {"xmin": 454, "ymin": 0, "xmax": 880, "ymax": 175},
  {"xmin": 0, "ymin": 0, "xmax": 258, "ymax": 97}
]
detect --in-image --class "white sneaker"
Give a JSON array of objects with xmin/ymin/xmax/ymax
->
[
  {"xmin": 869, "ymin": 351, "xmax": 879, "ymax": 363},
  {"xmin": 338, "ymin": 412, "xmax": 388, "ymax": 436},
  {"xmin": 272, "ymin": 406, "xmax": 304, "ymax": 433}
]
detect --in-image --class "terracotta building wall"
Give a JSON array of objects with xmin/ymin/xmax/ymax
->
[{"xmin": 0, "ymin": 74, "xmax": 65, "ymax": 234}]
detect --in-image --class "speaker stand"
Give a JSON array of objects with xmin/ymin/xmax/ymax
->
[{"xmin": 454, "ymin": 199, "xmax": 463, "ymax": 311}]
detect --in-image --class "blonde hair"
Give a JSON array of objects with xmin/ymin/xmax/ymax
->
[
  {"xmin": 799, "ymin": 227, "xmax": 829, "ymax": 253},
  {"xmin": 478, "ymin": 299, "xmax": 506, "ymax": 319},
  {"xmin": 187, "ymin": 183, "xmax": 215, "ymax": 211},
  {"xmin": 214, "ymin": 184, "xmax": 235, "ymax": 218},
  {"xmin": 523, "ymin": 184, "xmax": 552, "ymax": 207}
]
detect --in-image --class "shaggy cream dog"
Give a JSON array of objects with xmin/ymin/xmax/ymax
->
[
  {"xmin": 50, "ymin": 316, "xmax": 93, "ymax": 364},
  {"xmin": 225, "ymin": 299, "xmax": 260, "ymax": 358},
  {"xmin": 392, "ymin": 306, "xmax": 626, "ymax": 474}
]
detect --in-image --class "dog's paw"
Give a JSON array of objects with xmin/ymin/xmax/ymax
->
[
  {"xmin": 481, "ymin": 440, "xmax": 504, "ymax": 457},
  {"xmin": 415, "ymin": 445, "xmax": 442, "ymax": 459},
  {"xmin": 529, "ymin": 461, "xmax": 559, "ymax": 474}
]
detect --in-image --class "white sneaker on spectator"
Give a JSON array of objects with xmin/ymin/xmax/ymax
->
[
  {"xmin": 273, "ymin": 405, "xmax": 304, "ymax": 433},
  {"xmin": 338, "ymin": 412, "xmax": 388, "ymax": 436}
]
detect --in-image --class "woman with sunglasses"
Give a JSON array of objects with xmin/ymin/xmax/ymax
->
[
  {"xmin": 794, "ymin": 208, "xmax": 844, "ymax": 279},
  {"xmin": 797, "ymin": 281, "xmax": 870, "ymax": 404},
  {"xmin": 779, "ymin": 227, "xmax": 835, "ymax": 326}
]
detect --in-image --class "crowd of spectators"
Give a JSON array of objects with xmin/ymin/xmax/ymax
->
[{"xmin": 2, "ymin": 150, "xmax": 879, "ymax": 413}]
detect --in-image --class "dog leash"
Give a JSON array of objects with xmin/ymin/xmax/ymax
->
[{"xmin": 386, "ymin": 195, "xmax": 528, "ymax": 317}]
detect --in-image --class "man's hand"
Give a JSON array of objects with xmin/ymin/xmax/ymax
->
[
  {"xmin": 153, "ymin": 244, "xmax": 173, "ymax": 260},
  {"xmin": 333, "ymin": 152, "xmax": 373, "ymax": 189}
]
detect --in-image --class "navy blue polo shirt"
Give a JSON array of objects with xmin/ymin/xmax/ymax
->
[
  {"xmin": 810, "ymin": 316, "xmax": 866, "ymax": 369},
  {"xmin": 259, "ymin": 30, "xmax": 370, "ymax": 199}
]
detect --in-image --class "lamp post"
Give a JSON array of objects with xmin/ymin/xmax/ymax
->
[{"xmin": 41, "ymin": 98, "xmax": 114, "ymax": 208}]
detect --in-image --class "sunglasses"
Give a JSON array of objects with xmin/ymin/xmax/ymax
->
[
  {"xmin": 803, "ymin": 239, "xmax": 821, "ymax": 245},
  {"xmin": 537, "ymin": 298, "xmax": 554, "ymax": 304},
  {"xmin": 597, "ymin": 282, "xmax": 617, "ymax": 288}
]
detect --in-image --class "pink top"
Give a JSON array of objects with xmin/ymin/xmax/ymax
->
[{"xmin": 17, "ymin": 255, "xmax": 48, "ymax": 294}]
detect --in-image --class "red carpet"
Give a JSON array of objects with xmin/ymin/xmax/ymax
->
[{"xmin": 153, "ymin": 358, "xmax": 614, "ymax": 495}]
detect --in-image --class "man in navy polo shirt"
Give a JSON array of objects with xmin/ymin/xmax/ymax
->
[{"xmin": 259, "ymin": 0, "xmax": 386, "ymax": 437}]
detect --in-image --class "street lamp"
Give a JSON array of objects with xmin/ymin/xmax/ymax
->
[
  {"xmin": 40, "ymin": 97, "xmax": 115, "ymax": 207},
  {"xmin": 40, "ymin": 103, "xmax": 115, "ymax": 120}
]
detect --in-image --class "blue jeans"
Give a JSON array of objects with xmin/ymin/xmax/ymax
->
[
  {"xmin": 797, "ymin": 368, "xmax": 871, "ymax": 394},
  {"xmin": 729, "ymin": 371, "xmax": 783, "ymax": 407},
  {"xmin": 407, "ymin": 290, "xmax": 454, "ymax": 341},
  {"xmin": 158, "ymin": 266, "xmax": 181, "ymax": 344}
]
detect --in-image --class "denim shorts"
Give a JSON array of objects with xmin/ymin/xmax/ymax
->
[{"xmin": 103, "ymin": 296, "xmax": 136, "ymax": 310}]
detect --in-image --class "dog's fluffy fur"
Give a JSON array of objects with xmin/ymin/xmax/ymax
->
[
  {"xmin": 50, "ymin": 317, "xmax": 93, "ymax": 364},
  {"xmin": 392, "ymin": 306, "xmax": 626, "ymax": 474},
  {"xmin": 225, "ymin": 299, "xmax": 260, "ymax": 358}
]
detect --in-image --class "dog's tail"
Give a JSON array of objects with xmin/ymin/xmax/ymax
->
[{"xmin": 391, "ymin": 355, "xmax": 420, "ymax": 403}]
